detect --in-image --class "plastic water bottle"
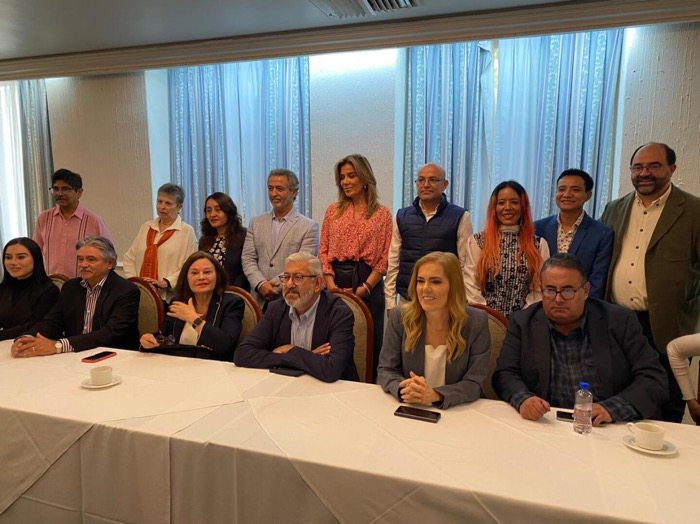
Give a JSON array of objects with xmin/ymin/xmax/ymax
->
[{"xmin": 573, "ymin": 382, "xmax": 592, "ymax": 434}]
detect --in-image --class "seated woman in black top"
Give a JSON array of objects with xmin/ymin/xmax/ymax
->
[
  {"xmin": 199, "ymin": 192, "xmax": 249, "ymax": 289},
  {"xmin": 139, "ymin": 251, "xmax": 244, "ymax": 361},
  {"xmin": 0, "ymin": 238, "xmax": 60, "ymax": 341}
]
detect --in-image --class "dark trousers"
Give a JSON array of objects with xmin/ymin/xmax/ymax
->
[
  {"xmin": 635, "ymin": 311, "xmax": 686, "ymax": 423},
  {"xmin": 333, "ymin": 261, "xmax": 384, "ymax": 382}
]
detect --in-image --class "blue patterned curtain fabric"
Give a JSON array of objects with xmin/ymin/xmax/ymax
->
[
  {"xmin": 403, "ymin": 29, "xmax": 622, "ymax": 230},
  {"xmin": 402, "ymin": 41, "xmax": 494, "ymax": 226},
  {"xmin": 168, "ymin": 57, "xmax": 310, "ymax": 228},
  {"xmin": 496, "ymin": 30, "xmax": 623, "ymax": 221}
]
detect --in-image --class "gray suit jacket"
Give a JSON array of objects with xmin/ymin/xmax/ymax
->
[
  {"xmin": 242, "ymin": 209, "xmax": 319, "ymax": 305},
  {"xmin": 377, "ymin": 306, "xmax": 491, "ymax": 409},
  {"xmin": 600, "ymin": 185, "xmax": 700, "ymax": 353}
]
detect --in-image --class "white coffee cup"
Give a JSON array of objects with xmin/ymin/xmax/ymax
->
[
  {"xmin": 90, "ymin": 365, "xmax": 113, "ymax": 386},
  {"xmin": 627, "ymin": 422, "xmax": 665, "ymax": 450}
]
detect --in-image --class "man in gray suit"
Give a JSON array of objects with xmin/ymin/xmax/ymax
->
[{"xmin": 242, "ymin": 169, "xmax": 319, "ymax": 306}]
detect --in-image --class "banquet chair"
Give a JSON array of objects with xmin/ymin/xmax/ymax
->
[
  {"xmin": 48, "ymin": 273, "xmax": 70, "ymax": 290},
  {"xmin": 224, "ymin": 286, "xmax": 262, "ymax": 344},
  {"xmin": 331, "ymin": 289, "xmax": 374, "ymax": 383},
  {"xmin": 128, "ymin": 277, "xmax": 165, "ymax": 336},
  {"xmin": 468, "ymin": 303, "xmax": 509, "ymax": 400}
]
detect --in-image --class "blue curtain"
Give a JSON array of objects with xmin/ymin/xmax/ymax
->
[
  {"xmin": 168, "ymin": 57, "xmax": 310, "ymax": 228},
  {"xmin": 402, "ymin": 42, "xmax": 494, "ymax": 225},
  {"xmin": 169, "ymin": 65, "xmax": 228, "ymax": 228},
  {"xmin": 19, "ymin": 79, "xmax": 53, "ymax": 233},
  {"xmin": 495, "ymin": 30, "xmax": 623, "ymax": 221}
]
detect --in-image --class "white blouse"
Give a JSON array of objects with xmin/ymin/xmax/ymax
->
[{"xmin": 424, "ymin": 344, "xmax": 447, "ymax": 388}]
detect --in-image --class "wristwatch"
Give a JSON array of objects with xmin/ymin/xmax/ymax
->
[
  {"xmin": 54, "ymin": 341, "xmax": 62, "ymax": 353},
  {"xmin": 192, "ymin": 317, "xmax": 204, "ymax": 329}
]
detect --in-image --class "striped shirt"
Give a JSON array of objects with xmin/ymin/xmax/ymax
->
[
  {"xmin": 57, "ymin": 274, "xmax": 109, "ymax": 353},
  {"xmin": 33, "ymin": 204, "xmax": 113, "ymax": 278}
]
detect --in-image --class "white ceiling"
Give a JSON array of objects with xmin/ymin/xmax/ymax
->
[{"xmin": 0, "ymin": 0, "xmax": 562, "ymax": 61}]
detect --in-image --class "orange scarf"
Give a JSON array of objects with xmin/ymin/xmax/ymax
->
[{"xmin": 139, "ymin": 227, "xmax": 176, "ymax": 280}]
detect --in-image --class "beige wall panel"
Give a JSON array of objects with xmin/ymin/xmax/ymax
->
[
  {"xmin": 309, "ymin": 51, "xmax": 397, "ymax": 223},
  {"xmin": 46, "ymin": 73, "xmax": 154, "ymax": 259},
  {"xmin": 617, "ymin": 22, "xmax": 700, "ymax": 198}
]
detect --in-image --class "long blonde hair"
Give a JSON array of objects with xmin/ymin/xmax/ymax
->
[
  {"xmin": 401, "ymin": 252, "xmax": 469, "ymax": 362},
  {"xmin": 333, "ymin": 154, "xmax": 379, "ymax": 219}
]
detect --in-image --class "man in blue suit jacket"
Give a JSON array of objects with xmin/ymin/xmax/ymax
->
[
  {"xmin": 235, "ymin": 252, "xmax": 358, "ymax": 382},
  {"xmin": 535, "ymin": 169, "xmax": 613, "ymax": 298}
]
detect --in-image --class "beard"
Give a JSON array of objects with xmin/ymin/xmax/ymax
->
[{"xmin": 283, "ymin": 286, "xmax": 315, "ymax": 309}]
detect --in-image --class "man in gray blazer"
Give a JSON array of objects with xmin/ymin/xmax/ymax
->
[
  {"xmin": 600, "ymin": 142, "xmax": 700, "ymax": 422},
  {"xmin": 242, "ymin": 169, "xmax": 319, "ymax": 306}
]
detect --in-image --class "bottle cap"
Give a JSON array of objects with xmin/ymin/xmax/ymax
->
[{"xmin": 579, "ymin": 382, "xmax": 589, "ymax": 389}]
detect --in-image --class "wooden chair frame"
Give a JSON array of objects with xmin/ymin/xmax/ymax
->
[
  {"xmin": 128, "ymin": 277, "xmax": 165, "ymax": 334},
  {"xmin": 331, "ymin": 289, "xmax": 374, "ymax": 384},
  {"xmin": 48, "ymin": 273, "xmax": 70, "ymax": 290},
  {"xmin": 468, "ymin": 303, "xmax": 508, "ymax": 400},
  {"xmin": 224, "ymin": 286, "xmax": 263, "ymax": 343}
]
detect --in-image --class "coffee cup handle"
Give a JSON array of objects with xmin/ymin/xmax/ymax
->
[{"xmin": 626, "ymin": 423, "xmax": 636, "ymax": 434}]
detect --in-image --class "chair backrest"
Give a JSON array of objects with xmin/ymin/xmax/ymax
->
[
  {"xmin": 225, "ymin": 286, "xmax": 262, "ymax": 344},
  {"xmin": 331, "ymin": 289, "xmax": 374, "ymax": 383},
  {"xmin": 128, "ymin": 277, "xmax": 165, "ymax": 336},
  {"xmin": 469, "ymin": 303, "xmax": 509, "ymax": 400},
  {"xmin": 48, "ymin": 273, "xmax": 70, "ymax": 290}
]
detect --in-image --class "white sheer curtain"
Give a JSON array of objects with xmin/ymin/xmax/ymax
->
[{"xmin": 0, "ymin": 82, "xmax": 28, "ymax": 244}]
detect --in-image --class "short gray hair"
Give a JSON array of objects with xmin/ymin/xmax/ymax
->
[
  {"xmin": 285, "ymin": 251, "xmax": 322, "ymax": 276},
  {"xmin": 76, "ymin": 236, "xmax": 117, "ymax": 263},
  {"xmin": 268, "ymin": 169, "xmax": 300, "ymax": 192},
  {"xmin": 158, "ymin": 183, "xmax": 185, "ymax": 205}
]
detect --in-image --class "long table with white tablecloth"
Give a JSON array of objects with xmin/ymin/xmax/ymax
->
[{"xmin": 0, "ymin": 341, "xmax": 698, "ymax": 523}]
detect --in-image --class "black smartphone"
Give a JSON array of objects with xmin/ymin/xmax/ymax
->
[
  {"xmin": 394, "ymin": 405, "xmax": 441, "ymax": 423},
  {"xmin": 269, "ymin": 367, "xmax": 305, "ymax": 377},
  {"xmin": 556, "ymin": 410, "xmax": 606, "ymax": 426},
  {"xmin": 81, "ymin": 351, "xmax": 117, "ymax": 363},
  {"xmin": 556, "ymin": 410, "xmax": 575, "ymax": 422}
]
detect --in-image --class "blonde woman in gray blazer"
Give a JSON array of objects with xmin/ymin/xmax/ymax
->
[
  {"xmin": 377, "ymin": 252, "xmax": 491, "ymax": 410},
  {"xmin": 242, "ymin": 169, "xmax": 319, "ymax": 306}
]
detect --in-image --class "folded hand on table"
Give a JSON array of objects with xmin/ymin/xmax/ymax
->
[
  {"xmin": 11, "ymin": 333, "xmax": 58, "ymax": 358},
  {"xmin": 399, "ymin": 371, "xmax": 443, "ymax": 405},
  {"xmin": 519, "ymin": 396, "xmax": 551, "ymax": 421},
  {"xmin": 592, "ymin": 403, "xmax": 612, "ymax": 426}
]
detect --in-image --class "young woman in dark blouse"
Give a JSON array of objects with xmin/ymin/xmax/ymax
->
[
  {"xmin": 0, "ymin": 237, "xmax": 60, "ymax": 340},
  {"xmin": 199, "ymin": 192, "xmax": 249, "ymax": 290}
]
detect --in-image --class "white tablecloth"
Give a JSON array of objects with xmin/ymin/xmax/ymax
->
[{"xmin": 1, "ymin": 341, "xmax": 699, "ymax": 523}]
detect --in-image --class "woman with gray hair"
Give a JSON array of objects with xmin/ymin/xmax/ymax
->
[{"xmin": 123, "ymin": 183, "xmax": 197, "ymax": 299}]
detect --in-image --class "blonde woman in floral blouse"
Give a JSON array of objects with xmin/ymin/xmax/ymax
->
[{"xmin": 319, "ymin": 154, "xmax": 392, "ymax": 381}]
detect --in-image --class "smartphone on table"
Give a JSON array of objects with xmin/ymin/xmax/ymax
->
[
  {"xmin": 394, "ymin": 405, "xmax": 441, "ymax": 423},
  {"xmin": 81, "ymin": 351, "xmax": 117, "ymax": 363}
]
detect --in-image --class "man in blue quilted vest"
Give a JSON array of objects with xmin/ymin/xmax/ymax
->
[{"xmin": 385, "ymin": 163, "xmax": 473, "ymax": 314}]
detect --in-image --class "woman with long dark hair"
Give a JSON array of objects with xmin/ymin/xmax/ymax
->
[
  {"xmin": 319, "ymin": 154, "xmax": 393, "ymax": 381},
  {"xmin": 139, "ymin": 251, "xmax": 244, "ymax": 361},
  {"xmin": 199, "ymin": 192, "xmax": 249, "ymax": 289},
  {"xmin": 0, "ymin": 237, "xmax": 60, "ymax": 340},
  {"xmin": 465, "ymin": 180, "xmax": 549, "ymax": 318},
  {"xmin": 377, "ymin": 252, "xmax": 491, "ymax": 409}
]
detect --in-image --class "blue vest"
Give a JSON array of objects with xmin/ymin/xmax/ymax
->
[{"xmin": 396, "ymin": 196, "xmax": 464, "ymax": 299}]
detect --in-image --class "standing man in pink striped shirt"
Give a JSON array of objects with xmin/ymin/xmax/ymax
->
[{"xmin": 33, "ymin": 169, "xmax": 113, "ymax": 278}]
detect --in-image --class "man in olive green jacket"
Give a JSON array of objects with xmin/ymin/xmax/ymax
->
[{"xmin": 600, "ymin": 142, "xmax": 700, "ymax": 422}]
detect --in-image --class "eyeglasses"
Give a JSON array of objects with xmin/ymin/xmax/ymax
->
[
  {"xmin": 542, "ymin": 286, "xmax": 584, "ymax": 300},
  {"xmin": 50, "ymin": 186, "xmax": 75, "ymax": 193},
  {"xmin": 414, "ymin": 177, "xmax": 444, "ymax": 186},
  {"xmin": 629, "ymin": 162, "xmax": 667, "ymax": 175},
  {"xmin": 279, "ymin": 273, "xmax": 316, "ymax": 285}
]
